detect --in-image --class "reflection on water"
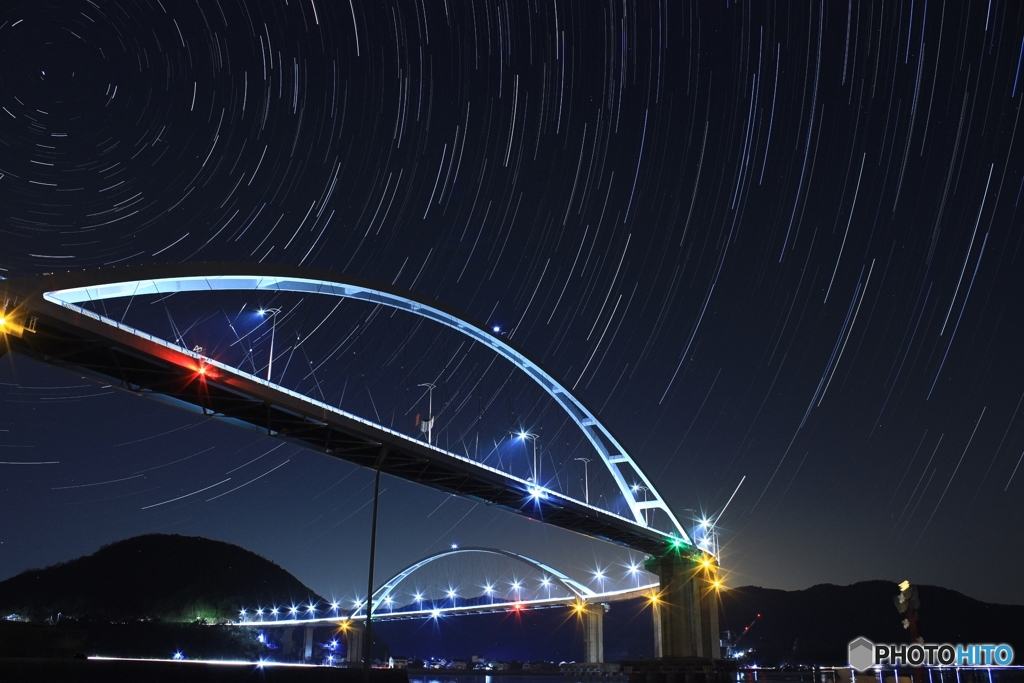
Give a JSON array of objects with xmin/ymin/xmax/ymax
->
[
  {"xmin": 410, "ymin": 671, "xmax": 1024, "ymax": 683},
  {"xmin": 410, "ymin": 677, "xmax": 565, "ymax": 683},
  {"xmin": 738, "ymin": 669, "xmax": 1024, "ymax": 683}
]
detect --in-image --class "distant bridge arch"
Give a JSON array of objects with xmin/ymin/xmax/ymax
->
[{"xmin": 367, "ymin": 546, "xmax": 595, "ymax": 614}]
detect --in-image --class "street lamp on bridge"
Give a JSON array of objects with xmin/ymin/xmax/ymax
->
[
  {"xmin": 517, "ymin": 431, "xmax": 539, "ymax": 483},
  {"xmin": 257, "ymin": 307, "xmax": 282, "ymax": 382},
  {"xmin": 417, "ymin": 382, "xmax": 437, "ymax": 445},
  {"xmin": 632, "ymin": 484, "xmax": 649, "ymax": 525},
  {"xmin": 628, "ymin": 561, "xmax": 642, "ymax": 588},
  {"xmin": 575, "ymin": 457, "xmax": 591, "ymax": 504}
]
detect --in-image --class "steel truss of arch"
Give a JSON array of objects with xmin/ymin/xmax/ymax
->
[
  {"xmin": 0, "ymin": 263, "xmax": 690, "ymax": 554},
  {"xmin": 366, "ymin": 546, "xmax": 595, "ymax": 615}
]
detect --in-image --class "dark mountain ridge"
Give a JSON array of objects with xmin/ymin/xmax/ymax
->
[
  {"xmin": 0, "ymin": 534, "xmax": 324, "ymax": 623},
  {"xmin": 720, "ymin": 581, "xmax": 1024, "ymax": 665},
  {"xmin": 2, "ymin": 535, "xmax": 1020, "ymax": 665}
]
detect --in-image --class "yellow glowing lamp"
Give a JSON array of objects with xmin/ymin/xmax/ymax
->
[{"xmin": 0, "ymin": 314, "xmax": 25, "ymax": 338}]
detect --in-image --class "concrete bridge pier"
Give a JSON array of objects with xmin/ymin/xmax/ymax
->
[
  {"xmin": 303, "ymin": 625, "xmax": 314, "ymax": 662},
  {"xmin": 581, "ymin": 602, "xmax": 609, "ymax": 663},
  {"xmin": 344, "ymin": 622, "xmax": 364, "ymax": 665},
  {"xmin": 281, "ymin": 627, "xmax": 294, "ymax": 658},
  {"xmin": 646, "ymin": 550, "xmax": 720, "ymax": 659}
]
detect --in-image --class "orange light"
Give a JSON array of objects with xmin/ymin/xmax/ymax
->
[{"xmin": 198, "ymin": 365, "xmax": 207, "ymax": 376}]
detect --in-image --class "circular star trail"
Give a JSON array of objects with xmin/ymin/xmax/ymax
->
[{"xmin": 1, "ymin": 1, "xmax": 1023, "ymax": 605}]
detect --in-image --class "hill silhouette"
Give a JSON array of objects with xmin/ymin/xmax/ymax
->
[
  {"xmin": 720, "ymin": 581, "xmax": 1024, "ymax": 665},
  {"xmin": 3, "ymin": 536, "xmax": 1021, "ymax": 665},
  {"xmin": 0, "ymin": 534, "xmax": 324, "ymax": 623}
]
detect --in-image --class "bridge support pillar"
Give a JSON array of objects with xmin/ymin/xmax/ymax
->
[
  {"xmin": 303, "ymin": 625, "xmax": 314, "ymax": 662},
  {"xmin": 582, "ymin": 603, "xmax": 607, "ymax": 663},
  {"xmin": 344, "ymin": 623, "xmax": 364, "ymax": 665},
  {"xmin": 281, "ymin": 627, "xmax": 294, "ymax": 658},
  {"xmin": 646, "ymin": 551, "xmax": 720, "ymax": 659}
]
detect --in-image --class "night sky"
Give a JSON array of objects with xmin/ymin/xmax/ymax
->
[{"xmin": 2, "ymin": 0, "xmax": 1024, "ymax": 614}]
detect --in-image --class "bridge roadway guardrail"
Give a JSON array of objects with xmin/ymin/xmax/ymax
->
[{"xmin": 232, "ymin": 583, "xmax": 660, "ymax": 627}]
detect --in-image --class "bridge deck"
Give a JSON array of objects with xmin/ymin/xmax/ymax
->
[
  {"xmin": 0, "ymin": 271, "xmax": 677, "ymax": 556},
  {"xmin": 236, "ymin": 582, "xmax": 660, "ymax": 627}
]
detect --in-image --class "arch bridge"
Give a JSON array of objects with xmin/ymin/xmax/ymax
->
[
  {"xmin": 237, "ymin": 546, "xmax": 661, "ymax": 665},
  {"xmin": 0, "ymin": 264, "xmax": 719, "ymax": 658}
]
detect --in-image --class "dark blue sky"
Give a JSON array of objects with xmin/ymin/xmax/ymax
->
[{"xmin": 1, "ymin": 0, "xmax": 1023, "ymax": 608}]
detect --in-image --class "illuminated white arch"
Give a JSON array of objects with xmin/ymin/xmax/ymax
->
[
  {"xmin": 43, "ymin": 269, "xmax": 688, "ymax": 541},
  {"xmin": 367, "ymin": 546, "xmax": 594, "ymax": 614}
]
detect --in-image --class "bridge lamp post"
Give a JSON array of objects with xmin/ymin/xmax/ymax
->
[
  {"xmin": 631, "ymin": 484, "xmax": 649, "ymax": 525},
  {"xmin": 517, "ymin": 431, "xmax": 539, "ymax": 483},
  {"xmin": 446, "ymin": 588, "xmax": 457, "ymax": 608},
  {"xmin": 271, "ymin": 607, "xmax": 279, "ymax": 620},
  {"xmin": 511, "ymin": 581, "xmax": 522, "ymax": 602},
  {"xmin": 484, "ymin": 584, "xmax": 494, "ymax": 603},
  {"xmin": 257, "ymin": 307, "xmax": 282, "ymax": 382},
  {"xmin": 593, "ymin": 569, "xmax": 606, "ymax": 591},
  {"xmin": 417, "ymin": 382, "xmax": 436, "ymax": 445},
  {"xmin": 541, "ymin": 577, "xmax": 552, "ymax": 599},
  {"xmin": 628, "ymin": 562, "xmax": 641, "ymax": 588},
  {"xmin": 574, "ymin": 457, "xmax": 591, "ymax": 504}
]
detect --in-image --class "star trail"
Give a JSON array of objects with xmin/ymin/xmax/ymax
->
[{"xmin": 1, "ymin": 1, "xmax": 1023, "ymax": 606}]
